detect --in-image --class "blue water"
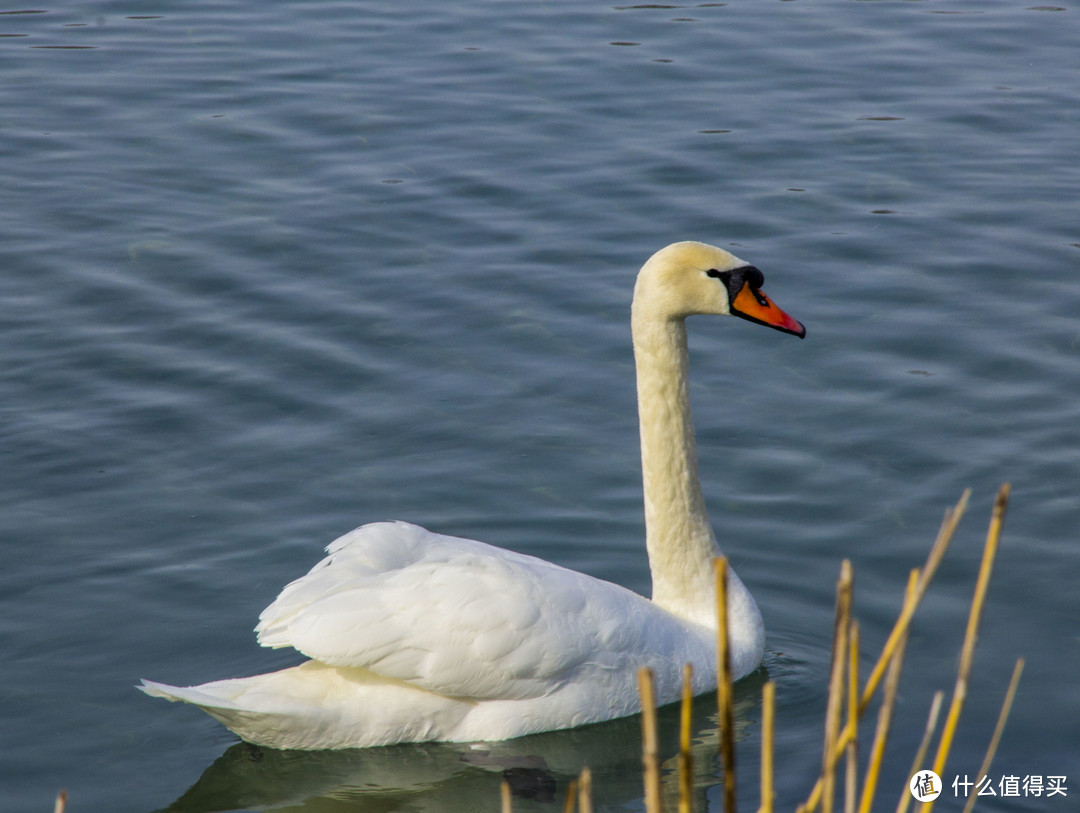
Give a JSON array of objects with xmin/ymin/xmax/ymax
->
[{"xmin": 2, "ymin": 1, "xmax": 1078, "ymax": 810}]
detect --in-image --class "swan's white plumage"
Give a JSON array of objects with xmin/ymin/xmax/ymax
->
[
  {"xmin": 141, "ymin": 241, "xmax": 804, "ymax": 749},
  {"xmin": 142, "ymin": 521, "xmax": 724, "ymax": 749},
  {"xmin": 255, "ymin": 521, "xmax": 694, "ymax": 702}
]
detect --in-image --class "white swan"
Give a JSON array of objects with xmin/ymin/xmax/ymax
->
[{"xmin": 141, "ymin": 241, "xmax": 805, "ymax": 750}]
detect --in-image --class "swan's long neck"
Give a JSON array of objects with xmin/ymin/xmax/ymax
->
[{"xmin": 631, "ymin": 306, "xmax": 721, "ymax": 626}]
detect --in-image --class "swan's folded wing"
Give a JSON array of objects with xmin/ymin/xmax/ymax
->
[{"xmin": 255, "ymin": 522, "xmax": 648, "ymax": 701}]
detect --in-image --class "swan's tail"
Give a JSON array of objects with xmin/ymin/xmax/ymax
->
[
  {"xmin": 138, "ymin": 677, "xmax": 277, "ymax": 745},
  {"xmin": 138, "ymin": 663, "xmax": 475, "ymax": 749},
  {"xmin": 138, "ymin": 679, "xmax": 244, "ymax": 710}
]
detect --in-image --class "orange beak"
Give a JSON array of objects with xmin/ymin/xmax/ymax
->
[{"xmin": 731, "ymin": 282, "xmax": 806, "ymax": 338}]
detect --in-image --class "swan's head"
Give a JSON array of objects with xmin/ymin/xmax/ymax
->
[{"xmin": 633, "ymin": 241, "xmax": 805, "ymax": 338}]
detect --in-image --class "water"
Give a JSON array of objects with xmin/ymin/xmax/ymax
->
[{"xmin": 2, "ymin": 1, "xmax": 1078, "ymax": 810}]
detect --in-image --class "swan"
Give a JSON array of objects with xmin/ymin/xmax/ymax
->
[{"xmin": 140, "ymin": 241, "xmax": 806, "ymax": 750}]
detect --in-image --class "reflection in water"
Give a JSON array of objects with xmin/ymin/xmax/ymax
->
[{"xmin": 157, "ymin": 672, "xmax": 766, "ymax": 812}]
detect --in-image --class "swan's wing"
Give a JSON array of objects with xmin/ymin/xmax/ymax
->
[{"xmin": 255, "ymin": 522, "xmax": 650, "ymax": 701}]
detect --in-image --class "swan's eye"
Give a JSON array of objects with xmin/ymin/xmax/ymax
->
[{"xmin": 706, "ymin": 268, "xmax": 726, "ymax": 280}]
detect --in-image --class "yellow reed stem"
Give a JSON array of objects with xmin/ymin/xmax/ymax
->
[
  {"xmin": 758, "ymin": 681, "xmax": 776, "ymax": 813},
  {"xmin": 924, "ymin": 484, "xmax": 1010, "ymax": 813},
  {"xmin": 845, "ymin": 620, "xmax": 860, "ymax": 813},
  {"xmin": 715, "ymin": 557, "xmax": 737, "ymax": 813},
  {"xmin": 562, "ymin": 779, "xmax": 579, "ymax": 813},
  {"xmin": 821, "ymin": 560, "xmax": 853, "ymax": 813},
  {"xmin": 638, "ymin": 667, "xmax": 663, "ymax": 813},
  {"xmin": 679, "ymin": 662, "xmax": 694, "ymax": 813},
  {"xmin": 959, "ymin": 658, "xmax": 1024, "ymax": 813},
  {"xmin": 578, "ymin": 767, "xmax": 594, "ymax": 813},
  {"xmin": 896, "ymin": 691, "xmax": 944, "ymax": 813},
  {"xmin": 862, "ymin": 490, "xmax": 968, "ymax": 714},
  {"xmin": 859, "ymin": 569, "xmax": 917, "ymax": 813},
  {"xmin": 501, "ymin": 779, "xmax": 513, "ymax": 813}
]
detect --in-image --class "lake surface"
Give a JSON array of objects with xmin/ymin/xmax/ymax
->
[{"xmin": 2, "ymin": 1, "xmax": 1078, "ymax": 810}]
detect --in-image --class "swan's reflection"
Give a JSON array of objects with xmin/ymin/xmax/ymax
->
[{"xmin": 156, "ymin": 670, "xmax": 764, "ymax": 812}]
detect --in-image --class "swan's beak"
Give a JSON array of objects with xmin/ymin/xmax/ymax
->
[{"xmin": 731, "ymin": 283, "xmax": 806, "ymax": 338}]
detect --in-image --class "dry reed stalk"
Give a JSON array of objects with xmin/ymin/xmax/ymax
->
[
  {"xmin": 861, "ymin": 490, "xmax": 969, "ymax": 715},
  {"xmin": 923, "ymin": 484, "xmax": 1010, "ymax": 813},
  {"xmin": 896, "ymin": 692, "xmax": 945, "ymax": 813},
  {"xmin": 501, "ymin": 779, "xmax": 513, "ymax": 813},
  {"xmin": 858, "ymin": 569, "xmax": 918, "ymax": 813},
  {"xmin": 845, "ymin": 620, "xmax": 860, "ymax": 813},
  {"xmin": 959, "ymin": 657, "xmax": 1024, "ymax": 813},
  {"xmin": 758, "ymin": 681, "xmax": 776, "ymax": 813},
  {"xmin": 562, "ymin": 778, "xmax": 579, "ymax": 813},
  {"xmin": 715, "ymin": 556, "xmax": 737, "ymax": 813},
  {"xmin": 54, "ymin": 791, "xmax": 68, "ymax": 813},
  {"xmin": 679, "ymin": 662, "xmax": 695, "ymax": 813},
  {"xmin": 578, "ymin": 767, "xmax": 594, "ymax": 813},
  {"xmin": 802, "ymin": 489, "xmax": 970, "ymax": 813},
  {"xmin": 821, "ymin": 560, "xmax": 854, "ymax": 813},
  {"xmin": 638, "ymin": 666, "xmax": 663, "ymax": 813}
]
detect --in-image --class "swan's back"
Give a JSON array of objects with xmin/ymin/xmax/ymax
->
[
  {"xmin": 255, "ymin": 521, "xmax": 716, "ymax": 702},
  {"xmin": 143, "ymin": 521, "xmax": 723, "ymax": 748}
]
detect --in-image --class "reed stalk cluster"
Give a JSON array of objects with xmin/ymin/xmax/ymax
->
[{"xmin": 502, "ymin": 485, "xmax": 1021, "ymax": 813}]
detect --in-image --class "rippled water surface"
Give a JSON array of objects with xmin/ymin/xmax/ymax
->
[{"xmin": 2, "ymin": 1, "xmax": 1078, "ymax": 810}]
